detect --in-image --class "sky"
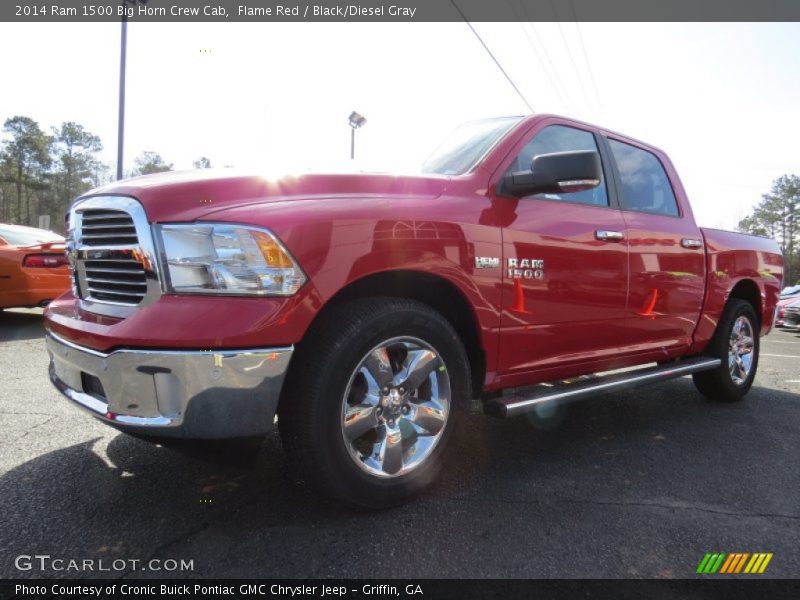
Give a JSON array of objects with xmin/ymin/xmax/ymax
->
[{"xmin": 0, "ymin": 21, "xmax": 799, "ymax": 230}]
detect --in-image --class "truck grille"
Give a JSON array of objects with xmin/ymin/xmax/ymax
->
[
  {"xmin": 77, "ymin": 209, "xmax": 146, "ymax": 305},
  {"xmin": 84, "ymin": 258, "xmax": 148, "ymax": 305},
  {"xmin": 79, "ymin": 209, "xmax": 138, "ymax": 246},
  {"xmin": 68, "ymin": 197, "xmax": 160, "ymax": 313}
]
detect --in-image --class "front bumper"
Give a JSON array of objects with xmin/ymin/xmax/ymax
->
[
  {"xmin": 782, "ymin": 312, "xmax": 800, "ymax": 330},
  {"xmin": 46, "ymin": 331, "xmax": 293, "ymax": 438}
]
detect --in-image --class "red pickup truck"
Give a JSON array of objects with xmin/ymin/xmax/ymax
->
[{"xmin": 45, "ymin": 115, "xmax": 783, "ymax": 508}]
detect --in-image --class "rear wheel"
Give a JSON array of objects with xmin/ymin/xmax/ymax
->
[
  {"xmin": 693, "ymin": 299, "xmax": 759, "ymax": 402},
  {"xmin": 279, "ymin": 297, "xmax": 470, "ymax": 509}
]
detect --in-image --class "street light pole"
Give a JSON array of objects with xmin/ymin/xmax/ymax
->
[
  {"xmin": 116, "ymin": 14, "xmax": 127, "ymax": 180},
  {"xmin": 347, "ymin": 111, "xmax": 367, "ymax": 161}
]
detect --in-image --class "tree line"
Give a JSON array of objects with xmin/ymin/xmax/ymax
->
[
  {"xmin": 737, "ymin": 175, "xmax": 799, "ymax": 287},
  {"xmin": 0, "ymin": 115, "xmax": 212, "ymax": 233},
  {"xmin": 3, "ymin": 115, "xmax": 796, "ymax": 285}
]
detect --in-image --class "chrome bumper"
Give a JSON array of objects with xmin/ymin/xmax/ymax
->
[{"xmin": 46, "ymin": 331, "xmax": 293, "ymax": 438}]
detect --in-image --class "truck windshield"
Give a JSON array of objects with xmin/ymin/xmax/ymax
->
[{"xmin": 421, "ymin": 117, "xmax": 522, "ymax": 175}]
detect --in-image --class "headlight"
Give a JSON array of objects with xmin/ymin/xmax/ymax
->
[{"xmin": 157, "ymin": 224, "xmax": 306, "ymax": 296}]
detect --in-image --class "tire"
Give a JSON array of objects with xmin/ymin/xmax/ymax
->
[
  {"xmin": 279, "ymin": 297, "xmax": 471, "ymax": 509},
  {"xmin": 693, "ymin": 299, "xmax": 759, "ymax": 402}
]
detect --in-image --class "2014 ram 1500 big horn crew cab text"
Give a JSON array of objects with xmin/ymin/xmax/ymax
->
[{"xmin": 45, "ymin": 115, "xmax": 783, "ymax": 508}]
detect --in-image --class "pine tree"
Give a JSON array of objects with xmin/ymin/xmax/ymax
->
[{"xmin": 738, "ymin": 175, "xmax": 800, "ymax": 285}]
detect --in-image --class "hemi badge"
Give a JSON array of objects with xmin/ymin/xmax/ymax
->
[{"xmin": 475, "ymin": 256, "xmax": 500, "ymax": 269}]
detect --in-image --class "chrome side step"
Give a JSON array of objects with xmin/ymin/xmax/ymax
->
[{"xmin": 484, "ymin": 357, "xmax": 721, "ymax": 418}]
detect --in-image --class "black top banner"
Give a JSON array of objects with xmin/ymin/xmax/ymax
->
[{"xmin": 4, "ymin": 0, "xmax": 800, "ymax": 22}]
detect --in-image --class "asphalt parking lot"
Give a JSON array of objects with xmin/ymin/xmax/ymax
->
[{"xmin": 1, "ymin": 308, "xmax": 798, "ymax": 579}]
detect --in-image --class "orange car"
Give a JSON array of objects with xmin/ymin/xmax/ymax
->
[{"xmin": 0, "ymin": 223, "xmax": 71, "ymax": 310}]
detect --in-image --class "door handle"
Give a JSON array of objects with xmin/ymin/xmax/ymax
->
[
  {"xmin": 595, "ymin": 229, "xmax": 625, "ymax": 242},
  {"xmin": 681, "ymin": 238, "xmax": 704, "ymax": 249}
]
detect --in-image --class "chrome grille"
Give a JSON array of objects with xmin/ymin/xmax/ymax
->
[
  {"xmin": 84, "ymin": 258, "xmax": 148, "ymax": 305},
  {"xmin": 79, "ymin": 209, "xmax": 138, "ymax": 246},
  {"xmin": 68, "ymin": 197, "xmax": 161, "ymax": 315}
]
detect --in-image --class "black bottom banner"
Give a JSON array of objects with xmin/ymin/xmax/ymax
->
[{"xmin": 2, "ymin": 579, "xmax": 800, "ymax": 600}]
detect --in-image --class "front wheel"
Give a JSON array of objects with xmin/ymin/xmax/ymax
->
[
  {"xmin": 279, "ymin": 298, "xmax": 471, "ymax": 509},
  {"xmin": 693, "ymin": 299, "xmax": 759, "ymax": 402}
]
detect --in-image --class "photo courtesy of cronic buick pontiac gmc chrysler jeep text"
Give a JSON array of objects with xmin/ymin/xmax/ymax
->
[{"xmin": 44, "ymin": 115, "xmax": 783, "ymax": 508}]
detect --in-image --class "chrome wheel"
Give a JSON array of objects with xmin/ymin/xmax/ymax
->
[
  {"xmin": 341, "ymin": 337, "xmax": 451, "ymax": 478},
  {"xmin": 728, "ymin": 315, "xmax": 755, "ymax": 385}
]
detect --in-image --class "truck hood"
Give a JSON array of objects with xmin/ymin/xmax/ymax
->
[{"xmin": 80, "ymin": 169, "xmax": 452, "ymax": 222}]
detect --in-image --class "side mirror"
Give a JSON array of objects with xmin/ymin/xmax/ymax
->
[{"xmin": 502, "ymin": 150, "xmax": 602, "ymax": 197}]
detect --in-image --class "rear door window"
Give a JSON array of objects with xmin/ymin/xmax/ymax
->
[{"xmin": 608, "ymin": 139, "xmax": 679, "ymax": 217}]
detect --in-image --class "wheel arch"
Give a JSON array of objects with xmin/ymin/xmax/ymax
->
[
  {"xmin": 287, "ymin": 270, "xmax": 486, "ymax": 399},
  {"xmin": 728, "ymin": 278, "xmax": 762, "ymax": 325},
  {"xmin": 690, "ymin": 276, "xmax": 766, "ymax": 355}
]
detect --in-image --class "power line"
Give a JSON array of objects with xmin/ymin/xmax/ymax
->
[
  {"xmin": 518, "ymin": 22, "xmax": 570, "ymax": 110},
  {"xmin": 505, "ymin": 0, "xmax": 573, "ymax": 112},
  {"xmin": 526, "ymin": 22, "xmax": 577, "ymax": 112},
  {"xmin": 569, "ymin": 0, "xmax": 603, "ymax": 114},
  {"xmin": 516, "ymin": 2, "xmax": 576, "ymax": 114},
  {"xmin": 549, "ymin": 0, "xmax": 593, "ymax": 114},
  {"xmin": 450, "ymin": 0, "xmax": 534, "ymax": 113}
]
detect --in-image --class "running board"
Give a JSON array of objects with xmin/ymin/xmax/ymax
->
[{"xmin": 484, "ymin": 357, "xmax": 721, "ymax": 418}]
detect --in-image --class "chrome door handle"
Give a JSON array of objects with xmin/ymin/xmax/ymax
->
[
  {"xmin": 681, "ymin": 238, "xmax": 704, "ymax": 249},
  {"xmin": 595, "ymin": 229, "xmax": 624, "ymax": 242}
]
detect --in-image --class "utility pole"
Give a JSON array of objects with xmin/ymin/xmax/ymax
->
[{"xmin": 116, "ymin": 14, "xmax": 127, "ymax": 180}]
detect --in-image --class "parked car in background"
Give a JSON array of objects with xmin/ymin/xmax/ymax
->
[
  {"xmin": 781, "ymin": 298, "xmax": 800, "ymax": 331},
  {"xmin": 776, "ymin": 296, "xmax": 798, "ymax": 327},
  {"xmin": 776, "ymin": 286, "xmax": 800, "ymax": 326},
  {"xmin": 780, "ymin": 285, "xmax": 800, "ymax": 299},
  {"xmin": 0, "ymin": 223, "xmax": 70, "ymax": 311}
]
